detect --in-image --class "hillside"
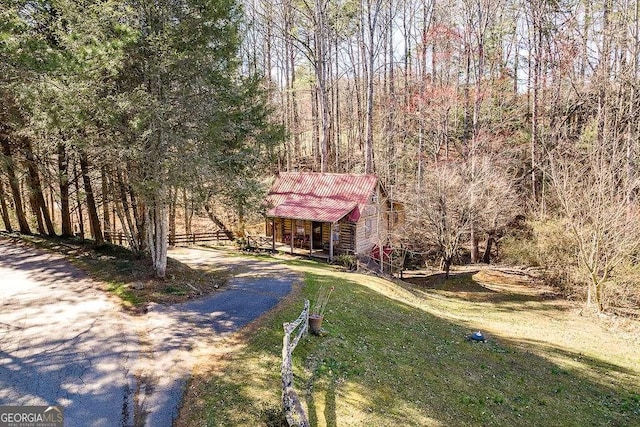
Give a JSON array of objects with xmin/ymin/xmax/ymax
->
[{"xmin": 177, "ymin": 257, "xmax": 640, "ymax": 426}]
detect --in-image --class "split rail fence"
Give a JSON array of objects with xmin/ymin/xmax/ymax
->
[
  {"xmin": 281, "ymin": 300, "xmax": 310, "ymax": 427},
  {"xmin": 101, "ymin": 230, "xmax": 232, "ymax": 247},
  {"xmin": 247, "ymin": 235, "xmax": 274, "ymax": 250},
  {"xmin": 169, "ymin": 230, "xmax": 232, "ymax": 245}
]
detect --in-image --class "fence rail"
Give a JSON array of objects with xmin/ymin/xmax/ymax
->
[
  {"xmin": 102, "ymin": 230, "xmax": 232, "ymax": 247},
  {"xmin": 170, "ymin": 230, "xmax": 232, "ymax": 245},
  {"xmin": 281, "ymin": 300, "xmax": 310, "ymax": 427},
  {"xmin": 358, "ymin": 247, "xmax": 407, "ymax": 278},
  {"xmin": 247, "ymin": 234, "xmax": 274, "ymax": 250}
]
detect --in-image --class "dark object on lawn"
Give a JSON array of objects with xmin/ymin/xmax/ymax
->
[
  {"xmin": 467, "ymin": 331, "xmax": 486, "ymax": 342},
  {"xmin": 309, "ymin": 314, "xmax": 324, "ymax": 335}
]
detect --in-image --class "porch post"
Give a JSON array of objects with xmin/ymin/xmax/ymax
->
[
  {"xmin": 271, "ymin": 219, "xmax": 275, "ymax": 252},
  {"xmin": 329, "ymin": 223, "xmax": 334, "ymax": 261},
  {"xmin": 309, "ymin": 221, "xmax": 313, "ymax": 256},
  {"xmin": 290, "ymin": 219, "xmax": 294, "ymax": 255}
]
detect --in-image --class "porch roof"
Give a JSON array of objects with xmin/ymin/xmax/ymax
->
[
  {"xmin": 266, "ymin": 172, "xmax": 378, "ymax": 223},
  {"xmin": 267, "ymin": 198, "xmax": 357, "ymax": 223}
]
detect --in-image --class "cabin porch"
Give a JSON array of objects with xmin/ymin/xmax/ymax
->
[
  {"xmin": 246, "ymin": 234, "xmax": 331, "ymax": 260},
  {"xmin": 264, "ymin": 217, "xmax": 345, "ymax": 261}
]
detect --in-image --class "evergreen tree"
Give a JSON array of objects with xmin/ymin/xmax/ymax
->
[{"xmin": 113, "ymin": 0, "xmax": 280, "ymax": 277}]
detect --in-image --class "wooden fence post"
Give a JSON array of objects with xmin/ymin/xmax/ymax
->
[{"xmin": 282, "ymin": 300, "xmax": 310, "ymax": 427}]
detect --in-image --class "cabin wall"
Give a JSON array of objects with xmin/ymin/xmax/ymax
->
[
  {"xmin": 275, "ymin": 218, "xmax": 288, "ymax": 241},
  {"xmin": 320, "ymin": 224, "xmax": 328, "ymax": 242},
  {"xmin": 337, "ymin": 220, "xmax": 356, "ymax": 253},
  {"xmin": 355, "ymin": 186, "xmax": 389, "ymax": 254},
  {"xmin": 269, "ymin": 218, "xmax": 322, "ymax": 245},
  {"xmin": 283, "ymin": 218, "xmax": 292, "ymax": 240},
  {"xmin": 266, "ymin": 219, "xmax": 279, "ymax": 239}
]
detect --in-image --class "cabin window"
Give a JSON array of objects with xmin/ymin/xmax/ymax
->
[
  {"xmin": 365, "ymin": 218, "xmax": 372, "ymax": 238},
  {"xmin": 296, "ymin": 220, "xmax": 305, "ymax": 235}
]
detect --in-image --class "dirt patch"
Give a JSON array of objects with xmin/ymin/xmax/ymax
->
[{"xmin": 403, "ymin": 267, "xmax": 559, "ymax": 304}]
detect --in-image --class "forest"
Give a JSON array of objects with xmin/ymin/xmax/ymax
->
[{"xmin": 1, "ymin": 0, "xmax": 639, "ymax": 314}]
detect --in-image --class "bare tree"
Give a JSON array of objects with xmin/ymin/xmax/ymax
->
[
  {"xmin": 405, "ymin": 156, "xmax": 518, "ymax": 277},
  {"xmin": 405, "ymin": 162, "xmax": 473, "ymax": 278},
  {"xmin": 549, "ymin": 145, "xmax": 640, "ymax": 313}
]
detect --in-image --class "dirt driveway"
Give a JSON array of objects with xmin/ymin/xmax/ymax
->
[{"xmin": 0, "ymin": 239, "xmax": 296, "ymax": 426}]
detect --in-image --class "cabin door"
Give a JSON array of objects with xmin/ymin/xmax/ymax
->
[{"xmin": 312, "ymin": 222, "xmax": 323, "ymax": 249}]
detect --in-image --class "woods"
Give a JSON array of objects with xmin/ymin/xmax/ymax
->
[
  {"xmin": 241, "ymin": 0, "xmax": 640, "ymax": 312},
  {"xmin": 0, "ymin": 0, "xmax": 281, "ymax": 278},
  {"xmin": 1, "ymin": 0, "xmax": 639, "ymax": 312}
]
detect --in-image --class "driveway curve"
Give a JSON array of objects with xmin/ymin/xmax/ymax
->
[
  {"xmin": 0, "ymin": 239, "xmax": 297, "ymax": 427},
  {"xmin": 140, "ymin": 247, "xmax": 298, "ymax": 427}
]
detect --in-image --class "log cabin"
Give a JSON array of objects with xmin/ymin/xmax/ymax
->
[{"xmin": 265, "ymin": 172, "xmax": 401, "ymax": 261}]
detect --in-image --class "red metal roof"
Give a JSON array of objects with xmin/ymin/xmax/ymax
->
[{"xmin": 266, "ymin": 172, "xmax": 378, "ymax": 223}]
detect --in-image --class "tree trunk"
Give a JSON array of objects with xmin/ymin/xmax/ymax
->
[
  {"xmin": 74, "ymin": 161, "xmax": 85, "ymax": 239},
  {"xmin": 470, "ymin": 223, "xmax": 480, "ymax": 263},
  {"xmin": 169, "ymin": 186, "xmax": 177, "ymax": 245},
  {"xmin": 0, "ymin": 134, "xmax": 30, "ymax": 234},
  {"xmin": 23, "ymin": 137, "xmax": 55, "ymax": 236},
  {"xmin": 314, "ymin": 0, "xmax": 330, "ymax": 173},
  {"xmin": 79, "ymin": 151, "xmax": 104, "ymax": 245},
  {"xmin": 442, "ymin": 256, "xmax": 452, "ymax": 279},
  {"xmin": 111, "ymin": 168, "xmax": 136, "ymax": 249},
  {"xmin": 482, "ymin": 234, "xmax": 494, "ymax": 264},
  {"xmin": 311, "ymin": 84, "xmax": 320, "ymax": 170},
  {"xmin": 130, "ymin": 185, "xmax": 146, "ymax": 253},
  {"xmin": 0, "ymin": 179, "xmax": 13, "ymax": 231},
  {"xmin": 101, "ymin": 166, "xmax": 111, "ymax": 242},
  {"xmin": 364, "ymin": 0, "xmax": 382, "ymax": 174},
  {"xmin": 183, "ymin": 188, "xmax": 192, "ymax": 235},
  {"xmin": 595, "ymin": 281, "xmax": 604, "ymax": 313},
  {"xmin": 531, "ymin": 4, "xmax": 541, "ymax": 204},
  {"xmin": 204, "ymin": 203, "xmax": 235, "ymax": 240},
  {"xmin": 115, "ymin": 166, "xmax": 140, "ymax": 250},
  {"xmin": 48, "ymin": 186, "xmax": 55, "ymax": 230},
  {"xmin": 58, "ymin": 143, "xmax": 72, "ymax": 237},
  {"xmin": 145, "ymin": 199, "xmax": 168, "ymax": 279}
]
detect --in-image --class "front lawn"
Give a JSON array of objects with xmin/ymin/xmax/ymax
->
[{"xmin": 177, "ymin": 260, "xmax": 640, "ymax": 426}]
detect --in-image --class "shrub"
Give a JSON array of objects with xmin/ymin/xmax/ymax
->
[
  {"xmin": 501, "ymin": 218, "xmax": 580, "ymax": 297},
  {"xmin": 334, "ymin": 254, "xmax": 357, "ymax": 270},
  {"xmin": 606, "ymin": 262, "xmax": 640, "ymax": 311},
  {"xmin": 501, "ymin": 218, "xmax": 640, "ymax": 312}
]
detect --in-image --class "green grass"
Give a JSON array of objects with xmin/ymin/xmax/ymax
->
[
  {"xmin": 177, "ymin": 262, "xmax": 640, "ymax": 427},
  {"xmin": 106, "ymin": 282, "xmax": 141, "ymax": 307}
]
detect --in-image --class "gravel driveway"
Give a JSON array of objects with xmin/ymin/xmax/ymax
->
[{"xmin": 0, "ymin": 239, "xmax": 296, "ymax": 426}]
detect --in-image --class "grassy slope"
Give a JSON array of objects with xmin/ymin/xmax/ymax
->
[{"xmin": 178, "ymin": 260, "xmax": 640, "ymax": 427}]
